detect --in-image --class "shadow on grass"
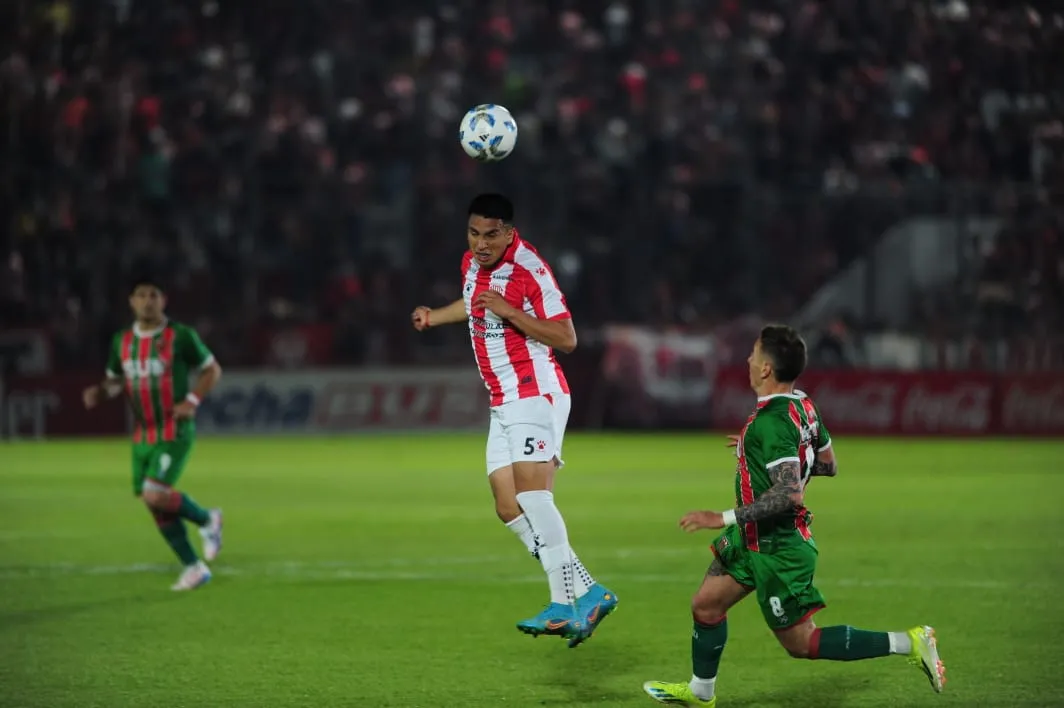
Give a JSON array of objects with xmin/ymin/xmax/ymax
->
[
  {"xmin": 0, "ymin": 592, "xmax": 168, "ymax": 632},
  {"xmin": 542, "ymin": 642, "xmax": 873, "ymax": 707}
]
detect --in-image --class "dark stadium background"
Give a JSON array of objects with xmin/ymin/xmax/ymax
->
[{"xmin": 1, "ymin": 2, "xmax": 1062, "ymax": 707}]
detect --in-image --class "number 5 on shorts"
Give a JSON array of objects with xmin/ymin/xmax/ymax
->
[{"xmin": 523, "ymin": 437, "xmax": 535, "ymax": 455}]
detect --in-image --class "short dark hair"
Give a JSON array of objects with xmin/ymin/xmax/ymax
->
[
  {"xmin": 130, "ymin": 274, "xmax": 165, "ymax": 294},
  {"xmin": 468, "ymin": 193, "xmax": 514, "ymax": 223},
  {"xmin": 759, "ymin": 324, "xmax": 807, "ymax": 383}
]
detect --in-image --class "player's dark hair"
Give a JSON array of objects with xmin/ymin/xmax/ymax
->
[
  {"xmin": 130, "ymin": 274, "xmax": 165, "ymax": 294},
  {"xmin": 468, "ymin": 193, "xmax": 514, "ymax": 223},
  {"xmin": 759, "ymin": 324, "xmax": 807, "ymax": 383}
]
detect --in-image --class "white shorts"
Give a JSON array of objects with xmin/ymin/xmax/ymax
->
[{"xmin": 485, "ymin": 394, "xmax": 571, "ymax": 476}]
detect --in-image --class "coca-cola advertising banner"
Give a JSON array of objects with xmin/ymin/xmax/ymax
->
[
  {"xmin": 1, "ymin": 372, "xmax": 126, "ymax": 439},
  {"xmin": 711, "ymin": 367, "xmax": 1064, "ymax": 436}
]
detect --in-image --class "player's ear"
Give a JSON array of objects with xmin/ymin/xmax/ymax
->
[{"xmin": 504, "ymin": 224, "xmax": 515, "ymax": 243}]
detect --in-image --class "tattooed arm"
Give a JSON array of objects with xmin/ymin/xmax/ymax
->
[
  {"xmin": 734, "ymin": 461, "xmax": 804, "ymax": 525},
  {"xmin": 809, "ymin": 443, "xmax": 838, "ymax": 477}
]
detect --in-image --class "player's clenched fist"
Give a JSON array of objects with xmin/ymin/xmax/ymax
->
[
  {"xmin": 82, "ymin": 386, "xmax": 100, "ymax": 410},
  {"xmin": 475, "ymin": 290, "xmax": 519, "ymax": 320},
  {"xmin": 411, "ymin": 306, "xmax": 432, "ymax": 331},
  {"xmin": 679, "ymin": 510, "xmax": 726, "ymax": 532}
]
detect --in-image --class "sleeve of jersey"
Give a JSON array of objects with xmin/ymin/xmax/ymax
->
[
  {"xmin": 178, "ymin": 325, "xmax": 216, "ymax": 369},
  {"xmin": 520, "ymin": 264, "xmax": 571, "ymax": 321},
  {"xmin": 815, "ymin": 404, "xmax": 833, "ymax": 452},
  {"xmin": 105, "ymin": 333, "xmax": 122, "ymax": 378},
  {"xmin": 757, "ymin": 414, "xmax": 802, "ymax": 470}
]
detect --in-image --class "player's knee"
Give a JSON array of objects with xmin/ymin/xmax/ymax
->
[
  {"xmin": 691, "ymin": 595, "xmax": 728, "ymax": 624},
  {"xmin": 495, "ymin": 500, "xmax": 522, "ymax": 524},
  {"xmin": 141, "ymin": 480, "xmax": 174, "ymax": 510},
  {"xmin": 142, "ymin": 488, "xmax": 168, "ymax": 509},
  {"xmin": 776, "ymin": 622, "xmax": 816, "ymax": 659}
]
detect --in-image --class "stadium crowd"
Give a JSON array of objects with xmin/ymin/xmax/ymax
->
[{"xmin": 1, "ymin": 0, "xmax": 1060, "ymax": 369}]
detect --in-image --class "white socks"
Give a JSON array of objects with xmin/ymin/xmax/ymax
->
[
  {"xmin": 514, "ymin": 490, "xmax": 577, "ymax": 605},
  {"xmin": 888, "ymin": 631, "xmax": 912, "ymax": 655},
  {"xmin": 505, "ymin": 515, "xmax": 540, "ymax": 560},
  {"xmin": 689, "ymin": 676, "xmax": 716, "ymax": 701},
  {"xmin": 506, "ymin": 513, "xmax": 596, "ymax": 598}
]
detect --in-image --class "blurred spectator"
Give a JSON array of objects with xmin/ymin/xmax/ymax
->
[{"xmin": 1, "ymin": 0, "xmax": 1060, "ymax": 368}]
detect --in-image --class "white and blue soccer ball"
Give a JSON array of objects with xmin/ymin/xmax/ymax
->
[{"xmin": 459, "ymin": 104, "xmax": 518, "ymax": 162}]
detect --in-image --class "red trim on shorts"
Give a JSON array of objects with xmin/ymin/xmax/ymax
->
[
  {"xmin": 772, "ymin": 604, "xmax": 826, "ymax": 633},
  {"xmin": 544, "ymin": 393, "xmax": 553, "ymax": 404}
]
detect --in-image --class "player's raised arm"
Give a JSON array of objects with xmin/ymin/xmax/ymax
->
[
  {"xmin": 475, "ymin": 288, "xmax": 577, "ymax": 353},
  {"xmin": 411, "ymin": 299, "xmax": 466, "ymax": 331},
  {"xmin": 473, "ymin": 249, "xmax": 578, "ymax": 353}
]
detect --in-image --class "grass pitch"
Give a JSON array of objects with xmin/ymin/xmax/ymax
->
[{"xmin": 2, "ymin": 434, "xmax": 1062, "ymax": 707}]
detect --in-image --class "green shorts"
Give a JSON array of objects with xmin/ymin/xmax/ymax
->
[
  {"xmin": 711, "ymin": 525, "xmax": 826, "ymax": 630},
  {"xmin": 131, "ymin": 436, "xmax": 194, "ymax": 496}
]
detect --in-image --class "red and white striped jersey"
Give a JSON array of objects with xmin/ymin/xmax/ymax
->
[{"xmin": 461, "ymin": 232, "xmax": 572, "ymax": 407}]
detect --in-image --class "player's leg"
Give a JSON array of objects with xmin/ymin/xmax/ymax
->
[
  {"xmin": 775, "ymin": 618, "xmax": 945, "ymax": 692},
  {"xmin": 486, "ymin": 413, "xmax": 541, "ymax": 557},
  {"xmin": 139, "ymin": 438, "xmax": 223, "ymax": 561},
  {"xmin": 133, "ymin": 444, "xmax": 208, "ymax": 590},
  {"xmin": 138, "ymin": 441, "xmax": 219, "ymax": 590},
  {"xmin": 546, "ymin": 393, "xmax": 616, "ymax": 647},
  {"xmin": 503, "ymin": 396, "xmax": 585, "ymax": 639},
  {"xmin": 644, "ymin": 539, "xmax": 752, "ymax": 706},
  {"xmin": 488, "ymin": 464, "xmax": 539, "ymax": 558},
  {"xmin": 759, "ymin": 542, "xmax": 946, "ymax": 692}
]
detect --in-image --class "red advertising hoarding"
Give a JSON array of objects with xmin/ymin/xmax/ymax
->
[
  {"xmin": 711, "ymin": 367, "xmax": 1064, "ymax": 436},
  {"xmin": 1, "ymin": 373, "xmax": 127, "ymax": 439}
]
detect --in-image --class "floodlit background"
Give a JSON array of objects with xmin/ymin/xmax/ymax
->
[{"xmin": 1, "ymin": 1, "xmax": 1062, "ymax": 707}]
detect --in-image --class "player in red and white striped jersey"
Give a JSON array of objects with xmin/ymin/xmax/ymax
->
[{"xmin": 411, "ymin": 194, "xmax": 616, "ymax": 647}]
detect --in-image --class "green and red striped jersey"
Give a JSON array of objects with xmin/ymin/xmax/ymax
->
[
  {"xmin": 733, "ymin": 392, "xmax": 832, "ymax": 551},
  {"xmin": 105, "ymin": 320, "xmax": 214, "ymax": 444}
]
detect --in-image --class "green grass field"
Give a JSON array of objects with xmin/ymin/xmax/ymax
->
[{"xmin": 2, "ymin": 434, "xmax": 1063, "ymax": 708}]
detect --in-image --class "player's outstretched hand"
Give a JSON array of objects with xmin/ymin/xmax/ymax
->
[
  {"xmin": 725, "ymin": 434, "xmax": 740, "ymax": 448},
  {"xmin": 411, "ymin": 306, "xmax": 432, "ymax": 331},
  {"xmin": 680, "ymin": 510, "xmax": 725, "ymax": 532},
  {"xmin": 474, "ymin": 290, "xmax": 519, "ymax": 320},
  {"xmin": 173, "ymin": 401, "xmax": 198, "ymax": 420},
  {"xmin": 82, "ymin": 386, "xmax": 99, "ymax": 410}
]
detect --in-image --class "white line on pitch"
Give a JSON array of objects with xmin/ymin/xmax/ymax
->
[{"xmin": 0, "ymin": 560, "xmax": 1037, "ymax": 590}]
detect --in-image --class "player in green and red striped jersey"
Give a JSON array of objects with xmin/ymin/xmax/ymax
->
[
  {"xmin": 82, "ymin": 277, "xmax": 224, "ymax": 591},
  {"xmin": 642, "ymin": 325, "xmax": 945, "ymax": 706}
]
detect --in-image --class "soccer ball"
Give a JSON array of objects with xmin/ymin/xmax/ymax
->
[{"xmin": 458, "ymin": 104, "xmax": 518, "ymax": 162}]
